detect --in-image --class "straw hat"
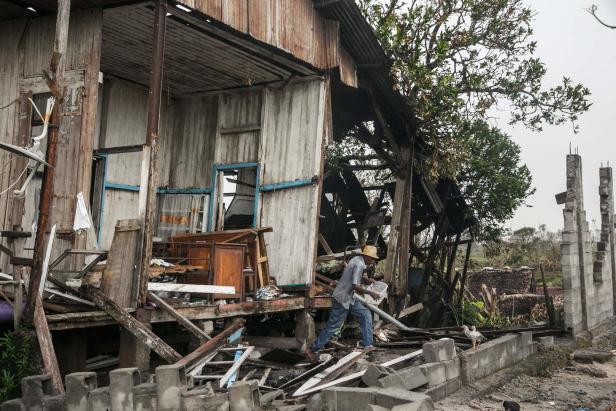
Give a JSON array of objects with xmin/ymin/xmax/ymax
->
[{"xmin": 361, "ymin": 245, "xmax": 379, "ymax": 260}]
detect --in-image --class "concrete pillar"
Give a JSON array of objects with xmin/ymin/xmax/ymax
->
[
  {"xmin": 109, "ymin": 367, "xmax": 140, "ymax": 411},
  {"xmin": 156, "ymin": 363, "xmax": 187, "ymax": 411},
  {"xmin": 119, "ymin": 308, "xmax": 152, "ymax": 377},
  {"xmin": 21, "ymin": 374, "xmax": 54, "ymax": 411},
  {"xmin": 65, "ymin": 372, "xmax": 97, "ymax": 411}
]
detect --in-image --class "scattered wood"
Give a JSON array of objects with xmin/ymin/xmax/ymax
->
[
  {"xmin": 259, "ymin": 367, "xmax": 272, "ymax": 386},
  {"xmin": 176, "ymin": 318, "xmax": 245, "ymax": 370},
  {"xmin": 318, "ymin": 234, "xmax": 334, "ymax": 255},
  {"xmin": 147, "ymin": 291, "xmax": 211, "ymax": 341},
  {"xmin": 82, "ymin": 285, "xmax": 182, "ymax": 363},
  {"xmin": 278, "ymin": 355, "xmax": 333, "ymax": 390},
  {"xmin": 13, "ymin": 269, "xmax": 23, "ymax": 329},
  {"xmin": 294, "ymin": 350, "xmax": 365, "ymax": 396},
  {"xmin": 397, "ymin": 303, "xmax": 424, "ymax": 320},
  {"xmin": 294, "ymin": 349, "xmax": 423, "ymax": 396},
  {"xmin": 147, "ymin": 282, "xmax": 236, "ymax": 295},
  {"xmin": 219, "ymin": 346, "xmax": 254, "ymax": 388}
]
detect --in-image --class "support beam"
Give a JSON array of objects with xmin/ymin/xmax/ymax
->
[
  {"xmin": 457, "ymin": 241, "xmax": 472, "ymax": 314},
  {"xmin": 82, "ymin": 285, "xmax": 182, "ymax": 363},
  {"xmin": 137, "ymin": 0, "xmax": 167, "ymax": 307},
  {"xmin": 383, "ymin": 145, "xmax": 412, "ymax": 312},
  {"xmin": 147, "ymin": 291, "xmax": 211, "ymax": 342},
  {"xmin": 176, "ymin": 318, "xmax": 244, "ymax": 370},
  {"xmin": 26, "ymin": 0, "xmax": 70, "ymax": 324}
]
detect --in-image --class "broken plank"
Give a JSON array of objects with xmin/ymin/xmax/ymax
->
[
  {"xmin": 293, "ymin": 350, "xmax": 364, "ymax": 396},
  {"xmin": 147, "ymin": 291, "xmax": 210, "ymax": 341},
  {"xmin": 318, "ymin": 234, "xmax": 333, "ymax": 255},
  {"xmin": 259, "ymin": 368, "xmax": 272, "ymax": 386},
  {"xmin": 295, "ymin": 349, "xmax": 423, "ymax": 396},
  {"xmin": 397, "ymin": 303, "xmax": 424, "ymax": 320},
  {"xmin": 278, "ymin": 355, "xmax": 333, "ymax": 390},
  {"xmin": 176, "ymin": 318, "xmax": 245, "ymax": 370},
  {"xmin": 219, "ymin": 346, "xmax": 254, "ymax": 388},
  {"xmin": 34, "ymin": 297, "xmax": 64, "ymax": 393},
  {"xmin": 148, "ymin": 282, "xmax": 235, "ymax": 295},
  {"xmin": 81, "ymin": 285, "xmax": 181, "ymax": 363}
]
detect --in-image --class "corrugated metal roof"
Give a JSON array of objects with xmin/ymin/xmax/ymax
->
[{"xmin": 314, "ymin": 0, "xmax": 413, "ymax": 143}]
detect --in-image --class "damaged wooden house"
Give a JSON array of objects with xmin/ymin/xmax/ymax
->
[{"xmin": 0, "ymin": 0, "xmax": 475, "ymax": 391}]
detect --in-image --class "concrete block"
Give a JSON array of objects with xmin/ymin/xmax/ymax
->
[
  {"xmin": 538, "ymin": 336, "xmax": 554, "ymax": 346},
  {"xmin": 391, "ymin": 400, "xmax": 435, "ymax": 411},
  {"xmin": 425, "ymin": 377, "xmax": 461, "ymax": 401},
  {"xmin": 228, "ymin": 380, "xmax": 260, "ymax": 411},
  {"xmin": 422, "ymin": 339, "xmax": 456, "ymax": 363},
  {"xmin": 419, "ymin": 362, "xmax": 446, "ymax": 387},
  {"xmin": 65, "ymin": 372, "xmax": 97, "ymax": 411},
  {"xmin": 134, "ymin": 383, "xmax": 157, "ymax": 411},
  {"xmin": 21, "ymin": 374, "xmax": 54, "ymax": 411},
  {"xmin": 322, "ymin": 387, "xmax": 375, "ymax": 411},
  {"xmin": 185, "ymin": 392, "xmax": 228, "ymax": 411},
  {"xmin": 520, "ymin": 332, "xmax": 532, "ymax": 347},
  {"xmin": 42, "ymin": 395, "xmax": 65, "ymax": 411},
  {"xmin": 443, "ymin": 358, "xmax": 460, "ymax": 380},
  {"xmin": 378, "ymin": 366, "xmax": 427, "ymax": 391},
  {"xmin": 362, "ymin": 364, "xmax": 390, "ymax": 386},
  {"xmin": 109, "ymin": 367, "xmax": 140, "ymax": 411},
  {"xmin": 365, "ymin": 406, "xmax": 389, "ymax": 411},
  {"xmin": 156, "ymin": 363, "xmax": 187, "ymax": 411},
  {"xmin": 88, "ymin": 387, "xmax": 111, "ymax": 411},
  {"xmin": 374, "ymin": 389, "xmax": 434, "ymax": 409},
  {"xmin": 0, "ymin": 399, "xmax": 25, "ymax": 411}
]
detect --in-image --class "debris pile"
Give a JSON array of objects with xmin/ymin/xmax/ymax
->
[{"xmin": 467, "ymin": 268, "xmax": 534, "ymax": 296}]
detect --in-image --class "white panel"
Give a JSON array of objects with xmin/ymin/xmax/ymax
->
[{"xmin": 259, "ymin": 79, "xmax": 326, "ymax": 286}]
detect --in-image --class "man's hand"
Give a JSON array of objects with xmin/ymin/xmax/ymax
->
[{"xmin": 368, "ymin": 290, "xmax": 381, "ymax": 300}]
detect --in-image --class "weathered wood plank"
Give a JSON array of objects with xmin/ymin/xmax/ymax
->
[
  {"xmin": 82, "ymin": 285, "xmax": 182, "ymax": 363},
  {"xmin": 176, "ymin": 317, "xmax": 244, "ymax": 370},
  {"xmin": 100, "ymin": 219, "xmax": 141, "ymax": 308},
  {"xmin": 147, "ymin": 291, "xmax": 211, "ymax": 342}
]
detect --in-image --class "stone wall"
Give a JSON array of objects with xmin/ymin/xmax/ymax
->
[{"xmin": 560, "ymin": 155, "xmax": 616, "ymax": 335}]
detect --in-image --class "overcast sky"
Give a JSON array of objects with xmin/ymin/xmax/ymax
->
[{"xmin": 494, "ymin": 0, "xmax": 616, "ymax": 233}]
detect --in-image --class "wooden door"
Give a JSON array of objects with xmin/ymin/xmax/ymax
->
[{"xmin": 213, "ymin": 243, "xmax": 245, "ymax": 299}]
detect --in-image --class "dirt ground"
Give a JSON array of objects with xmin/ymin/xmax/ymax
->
[{"xmin": 435, "ymin": 332, "xmax": 616, "ymax": 411}]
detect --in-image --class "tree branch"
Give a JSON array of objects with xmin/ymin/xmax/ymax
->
[{"xmin": 586, "ymin": 5, "xmax": 616, "ymax": 29}]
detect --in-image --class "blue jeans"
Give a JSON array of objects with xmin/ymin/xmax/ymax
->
[{"xmin": 311, "ymin": 298, "xmax": 373, "ymax": 352}]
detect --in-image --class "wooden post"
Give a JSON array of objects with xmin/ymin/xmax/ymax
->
[
  {"xmin": 137, "ymin": 0, "xmax": 167, "ymax": 307},
  {"xmin": 13, "ymin": 268, "xmax": 23, "ymax": 330},
  {"xmin": 25, "ymin": 0, "xmax": 70, "ymax": 324},
  {"xmin": 457, "ymin": 241, "xmax": 472, "ymax": 314},
  {"xmin": 539, "ymin": 263, "xmax": 555, "ymax": 327},
  {"xmin": 384, "ymin": 145, "xmax": 412, "ymax": 313}
]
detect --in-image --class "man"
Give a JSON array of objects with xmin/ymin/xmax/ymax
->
[{"xmin": 305, "ymin": 245, "xmax": 381, "ymax": 361}]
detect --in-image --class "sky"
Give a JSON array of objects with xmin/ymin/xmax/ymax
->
[{"xmin": 494, "ymin": 0, "xmax": 616, "ymax": 233}]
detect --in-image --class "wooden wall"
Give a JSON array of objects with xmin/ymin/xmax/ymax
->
[
  {"xmin": 0, "ymin": 11, "xmax": 102, "ymax": 272},
  {"xmin": 260, "ymin": 79, "xmax": 328, "ymax": 287},
  {"xmin": 98, "ymin": 78, "xmax": 328, "ymax": 287}
]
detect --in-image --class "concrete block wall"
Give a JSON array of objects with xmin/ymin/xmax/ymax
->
[
  {"xmin": 560, "ymin": 155, "xmax": 616, "ymax": 335},
  {"xmin": 0, "ymin": 366, "xmax": 201, "ymax": 411},
  {"xmin": 459, "ymin": 332, "xmax": 534, "ymax": 385}
]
